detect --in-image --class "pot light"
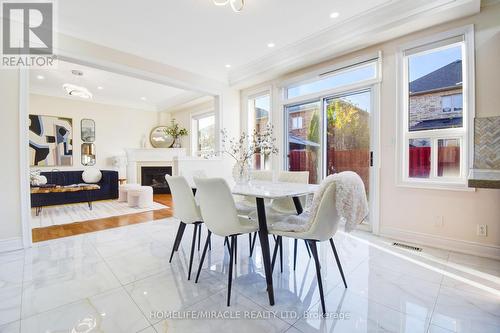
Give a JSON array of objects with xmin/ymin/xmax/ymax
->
[
  {"xmin": 140, "ymin": 97, "xmax": 147, "ymax": 101},
  {"xmin": 225, "ymin": 64, "xmax": 231, "ymax": 68},
  {"xmin": 267, "ymin": 42, "xmax": 275, "ymax": 48},
  {"xmin": 36, "ymin": 75, "xmax": 45, "ymax": 80},
  {"xmin": 63, "ymin": 83, "xmax": 93, "ymax": 99},
  {"xmin": 97, "ymin": 86, "xmax": 103, "ymax": 90},
  {"xmin": 330, "ymin": 12, "xmax": 340, "ymax": 18}
]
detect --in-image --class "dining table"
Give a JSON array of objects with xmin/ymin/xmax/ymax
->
[{"xmin": 231, "ymin": 180, "xmax": 319, "ymax": 306}]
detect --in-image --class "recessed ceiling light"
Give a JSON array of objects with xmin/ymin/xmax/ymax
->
[
  {"xmin": 97, "ymin": 86, "xmax": 103, "ymax": 90},
  {"xmin": 330, "ymin": 12, "xmax": 340, "ymax": 18},
  {"xmin": 267, "ymin": 42, "xmax": 275, "ymax": 48},
  {"xmin": 141, "ymin": 97, "xmax": 147, "ymax": 101},
  {"xmin": 36, "ymin": 75, "xmax": 45, "ymax": 80},
  {"xmin": 225, "ymin": 64, "xmax": 231, "ymax": 68}
]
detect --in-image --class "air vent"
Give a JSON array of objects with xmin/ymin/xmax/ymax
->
[{"xmin": 392, "ymin": 242, "xmax": 422, "ymax": 252}]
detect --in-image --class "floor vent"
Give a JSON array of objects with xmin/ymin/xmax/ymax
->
[{"xmin": 392, "ymin": 242, "xmax": 422, "ymax": 252}]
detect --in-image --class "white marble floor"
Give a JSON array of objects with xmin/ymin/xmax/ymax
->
[{"xmin": 0, "ymin": 218, "xmax": 499, "ymax": 333}]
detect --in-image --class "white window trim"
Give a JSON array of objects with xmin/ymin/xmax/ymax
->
[
  {"xmin": 190, "ymin": 109, "xmax": 215, "ymax": 156},
  {"xmin": 395, "ymin": 25, "xmax": 475, "ymax": 191}
]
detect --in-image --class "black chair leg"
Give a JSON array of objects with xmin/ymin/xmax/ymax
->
[
  {"xmin": 197, "ymin": 224, "xmax": 202, "ymax": 251},
  {"xmin": 234, "ymin": 235, "xmax": 238, "ymax": 266},
  {"xmin": 330, "ymin": 238, "xmax": 347, "ymax": 288},
  {"xmin": 187, "ymin": 223, "xmax": 199, "ymax": 280},
  {"xmin": 279, "ymin": 236, "xmax": 283, "ymax": 273},
  {"xmin": 195, "ymin": 231, "xmax": 212, "ymax": 283},
  {"xmin": 224, "ymin": 236, "xmax": 231, "ymax": 254},
  {"xmin": 271, "ymin": 236, "xmax": 282, "ymax": 273},
  {"xmin": 250, "ymin": 232, "xmax": 257, "ymax": 257},
  {"xmin": 304, "ymin": 240, "xmax": 312, "ymax": 258},
  {"xmin": 208, "ymin": 235, "xmax": 212, "ymax": 251},
  {"xmin": 169, "ymin": 222, "xmax": 186, "ymax": 263},
  {"xmin": 308, "ymin": 240, "xmax": 326, "ymax": 316},
  {"xmin": 227, "ymin": 235, "xmax": 235, "ymax": 306},
  {"xmin": 248, "ymin": 233, "xmax": 252, "ymax": 256},
  {"xmin": 293, "ymin": 239, "xmax": 298, "ymax": 271}
]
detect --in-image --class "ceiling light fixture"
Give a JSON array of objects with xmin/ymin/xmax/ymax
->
[
  {"xmin": 329, "ymin": 12, "xmax": 340, "ymax": 18},
  {"xmin": 213, "ymin": 0, "xmax": 244, "ymax": 13},
  {"xmin": 267, "ymin": 42, "xmax": 275, "ymax": 48},
  {"xmin": 225, "ymin": 64, "xmax": 231, "ymax": 68},
  {"xmin": 97, "ymin": 86, "xmax": 103, "ymax": 90},
  {"xmin": 36, "ymin": 75, "xmax": 45, "ymax": 80},
  {"xmin": 141, "ymin": 97, "xmax": 147, "ymax": 101},
  {"xmin": 63, "ymin": 84, "xmax": 93, "ymax": 99}
]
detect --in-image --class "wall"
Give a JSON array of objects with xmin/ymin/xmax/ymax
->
[
  {"xmin": 29, "ymin": 94, "xmax": 160, "ymax": 176},
  {"xmin": 247, "ymin": 3, "xmax": 500, "ymax": 256}
]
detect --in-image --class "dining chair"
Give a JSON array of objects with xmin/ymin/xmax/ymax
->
[
  {"xmin": 235, "ymin": 169, "xmax": 272, "ymax": 256},
  {"xmin": 193, "ymin": 177, "xmax": 259, "ymax": 306},
  {"xmin": 268, "ymin": 178, "xmax": 347, "ymax": 316},
  {"xmin": 165, "ymin": 175, "xmax": 207, "ymax": 280}
]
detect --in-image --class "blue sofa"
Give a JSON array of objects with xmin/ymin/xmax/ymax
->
[{"xmin": 31, "ymin": 170, "xmax": 119, "ymax": 208}]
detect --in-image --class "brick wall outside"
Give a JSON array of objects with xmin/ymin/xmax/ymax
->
[{"xmin": 409, "ymin": 88, "xmax": 462, "ymax": 128}]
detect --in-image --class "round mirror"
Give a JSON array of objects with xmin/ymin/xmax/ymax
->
[{"xmin": 150, "ymin": 126, "xmax": 174, "ymax": 148}]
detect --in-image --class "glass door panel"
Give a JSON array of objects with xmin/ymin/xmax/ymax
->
[
  {"xmin": 325, "ymin": 91, "xmax": 371, "ymax": 199},
  {"xmin": 285, "ymin": 101, "xmax": 321, "ymax": 184}
]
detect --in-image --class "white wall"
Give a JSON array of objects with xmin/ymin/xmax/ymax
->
[
  {"xmin": 244, "ymin": 3, "xmax": 500, "ymax": 256},
  {"xmin": 29, "ymin": 94, "xmax": 160, "ymax": 176}
]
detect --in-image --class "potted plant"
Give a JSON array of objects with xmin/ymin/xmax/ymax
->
[
  {"xmin": 221, "ymin": 123, "xmax": 278, "ymax": 183},
  {"xmin": 164, "ymin": 118, "xmax": 188, "ymax": 148}
]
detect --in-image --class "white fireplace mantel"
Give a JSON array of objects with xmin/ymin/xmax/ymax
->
[{"xmin": 125, "ymin": 148, "xmax": 186, "ymax": 183}]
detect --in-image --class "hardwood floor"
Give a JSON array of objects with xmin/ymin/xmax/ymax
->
[{"xmin": 32, "ymin": 194, "xmax": 173, "ymax": 243}]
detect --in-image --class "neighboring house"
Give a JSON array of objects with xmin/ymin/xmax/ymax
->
[{"xmin": 409, "ymin": 60, "xmax": 463, "ymax": 131}]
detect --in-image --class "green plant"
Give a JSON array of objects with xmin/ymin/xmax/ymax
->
[{"xmin": 163, "ymin": 118, "xmax": 188, "ymax": 139}]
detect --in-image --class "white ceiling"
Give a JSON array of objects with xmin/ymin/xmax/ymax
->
[
  {"xmin": 30, "ymin": 60, "xmax": 190, "ymax": 112},
  {"xmin": 56, "ymin": 0, "xmax": 392, "ymax": 82}
]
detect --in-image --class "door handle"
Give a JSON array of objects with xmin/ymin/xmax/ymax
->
[{"xmin": 370, "ymin": 151, "xmax": 374, "ymax": 167}]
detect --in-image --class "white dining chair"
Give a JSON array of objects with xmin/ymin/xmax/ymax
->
[
  {"xmin": 165, "ymin": 175, "xmax": 207, "ymax": 280},
  {"xmin": 193, "ymin": 177, "xmax": 259, "ymax": 306},
  {"xmin": 235, "ymin": 169, "xmax": 272, "ymax": 256},
  {"xmin": 268, "ymin": 177, "xmax": 347, "ymax": 316}
]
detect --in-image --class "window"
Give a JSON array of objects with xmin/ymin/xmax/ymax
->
[
  {"xmin": 286, "ymin": 61, "xmax": 377, "ymax": 99},
  {"xmin": 291, "ymin": 116, "xmax": 303, "ymax": 129},
  {"xmin": 247, "ymin": 92, "xmax": 270, "ymax": 169},
  {"xmin": 191, "ymin": 112, "xmax": 215, "ymax": 156},
  {"xmin": 399, "ymin": 27, "xmax": 474, "ymax": 187}
]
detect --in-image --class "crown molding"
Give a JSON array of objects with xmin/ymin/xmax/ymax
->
[{"xmin": 229, "ymin": 0, "xmax": 480, "ymax": 88}]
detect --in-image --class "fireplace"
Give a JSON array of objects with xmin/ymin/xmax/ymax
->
[{"xmin": 141, "ymin": 166, "xmax": 172, "ymax": 194}]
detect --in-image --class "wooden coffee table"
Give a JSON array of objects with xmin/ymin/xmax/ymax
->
[{"xmin": 31, "ymin": 184, "xmax": 101, "ymax": 216}]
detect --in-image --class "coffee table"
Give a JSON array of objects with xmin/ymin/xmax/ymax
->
[{"xmin": 31, "ymin": 184, "xmax": 101, "ymax": 216}]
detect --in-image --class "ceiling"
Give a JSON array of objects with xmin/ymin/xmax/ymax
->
[
  {"xmin": 56, "ymin": 0, "xmax": 392, "ymax": 81},
  {"xmin": 54, "ymin": 0, "xmax": 481, "ymax": 85},
  {"xmin": 30, "ymin": 60, "xmax": 191, "ymax": 112}
]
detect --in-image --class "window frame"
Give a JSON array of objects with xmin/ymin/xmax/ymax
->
[
  {"xmin": 191, "ymin": 110, "xmax": 216, "ymax": 157},
  {"xmin": 396, "ymin": 25, "xmax": 475, "ymax": 190}
]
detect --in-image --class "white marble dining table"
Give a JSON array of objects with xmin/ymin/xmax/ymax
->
[{"xmin": 231, "ymin": 180, "xmax": 319, "ymax": 306}]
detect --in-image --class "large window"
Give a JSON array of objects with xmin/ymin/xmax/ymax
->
[
  {"xmin": 191, "ymin": 112, "xmax": 215, "ymax": 156},
  {"xmin": 399, "ymin": 27, "xmax": 473, "ymax": 187},
  {"xmin": 247, "ymin": 92, "xmax": 270, "ymax": 169}
]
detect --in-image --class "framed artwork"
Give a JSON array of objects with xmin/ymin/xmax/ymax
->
[{"xmin": 29, "ymin": 114, "xmax": 73, "ymax": 166}]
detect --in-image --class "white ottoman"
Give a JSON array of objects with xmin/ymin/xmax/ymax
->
[
  {"xmin": 128, "ymin": 186, "xmax": 153, "ymax": 208},
  {"xmin": 118, "ymin": 184, "xmax": 141, "ymax": 202}
]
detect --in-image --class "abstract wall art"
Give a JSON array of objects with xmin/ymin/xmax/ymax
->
[{"xmin": 29, "ymin": 114, "xmax": 73, "ymax": 166}]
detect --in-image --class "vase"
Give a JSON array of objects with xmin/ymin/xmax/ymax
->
[
  {"xmin": 171, "ymin": 138, "xmax": 181, "ymax": 148},
  {"xmin": 232, "ymin": 160, "xmax": 251, "ymax": 184}
]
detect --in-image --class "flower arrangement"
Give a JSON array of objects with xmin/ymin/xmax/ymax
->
[
  {"xmin": 163, "ymin": 118, "xmax": 188, "ymax": 148},
  {"xmin": 221, "ymin": 123, "xmax": 278, "ymax": 182}
]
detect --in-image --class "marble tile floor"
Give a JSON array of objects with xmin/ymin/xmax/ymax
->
[{"xmin": 0, "ymin": 217, "xmax": 499, "ymax": 333}]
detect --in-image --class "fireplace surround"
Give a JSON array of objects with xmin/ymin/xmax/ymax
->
[{"xmin": 141, "ymin": 166, "xmax": 172, "ymax": 194}]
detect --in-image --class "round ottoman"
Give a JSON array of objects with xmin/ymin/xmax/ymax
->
[
  {"xmin": 118, "ymin": 184, "xmax": 141, "ymax": 202},
  {"xmin": 128, "ymin": 186, "xmax": 153, "ymax": 208}
]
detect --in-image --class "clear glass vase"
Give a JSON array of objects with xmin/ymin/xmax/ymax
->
[{"xmin": 232, "ymin": 160, "xmax": 251, "ymax": 184}]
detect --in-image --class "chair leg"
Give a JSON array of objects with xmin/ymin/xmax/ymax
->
[
  {"xmin": 271, "ymin": 236, "xmax": 281, "ymax": 273},
  {"xmin": 308, "ymin": 240, "xmax": 326, "ymax": 316},
  {"xmin": 169, "ymin": 222, "xmax": 186, "ymax": 263},
  {"xmin": 227, "ymin": 235, "xmax": 235, "ymax": 306},
  {"xmin": 330, "ymin": 238, "xmax": 347, "ymax": 288},
  {"xmin": 279, "ymin": 236, "xmax": 283, "ymax": 273},
  {"xmin": 197, "ymin": 224, "xmax": 202, "ymax": 251},
  {"xmin": 248, "ymin": 233, "xmax": 252, "ymax": 256},
  {"xmin": 293, "ymin": 239, "xmax": 298, "ymax": 271},
  {"xmin": 224, "ymin": 236, "xmax": 231, "ymax": 254},
  {"xmin": 195, "ymin": 231, "xmax": 212, "ymax": 283},
  {"xmin": 304, "ymin": 240, "xmax": 311, "ymax": 258},
  {"xmin": 249, "ymin": 232, "xmax": 257, "ymax": 257},
  {"xmin": 187, "ymin": 223, "xmax": 199, "ymax": 280},
  {"xmin": 234, "ymin": 235, "xmax": 238, "ymax": 266},
  {"xmin": 208, "ymin": 235, "xmax": 212, "ymax": 251}
]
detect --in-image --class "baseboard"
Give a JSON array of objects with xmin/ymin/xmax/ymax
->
[
  {"xmin": 380, "ymin": 227, "xmax": 500, "ymax": 260},
  {"xmin": 0, "ymin": 237, "xmax": 24, "ymax": 253}
]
